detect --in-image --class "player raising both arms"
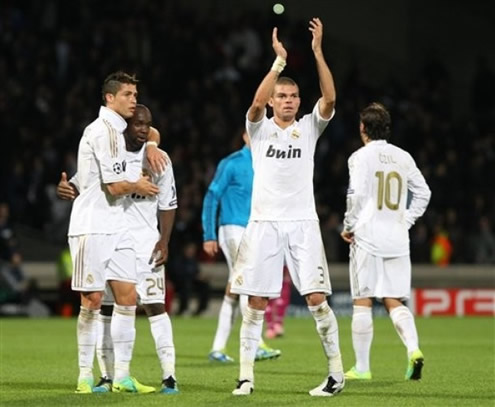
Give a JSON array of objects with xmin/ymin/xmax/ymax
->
[
  {"xmin": 230, "ymin": 18, "xmax": 345, "ymax": 397},
  {"xmin": 341, "ymin": 102, "xmax": 431, "ymax": 381}
]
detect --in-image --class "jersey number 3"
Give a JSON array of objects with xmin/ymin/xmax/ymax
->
[{"xmin": 375, "ymin": 171, "xmax": 402, "ymax": 210}]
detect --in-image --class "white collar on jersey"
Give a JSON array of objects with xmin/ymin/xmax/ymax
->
[
  {"xmin": 98, "ymin": 106, "xmax": 128, "ymax": 133},
  {"xmin": 367, "ymin": 139, "xmax": 388, "ymax": 145}
]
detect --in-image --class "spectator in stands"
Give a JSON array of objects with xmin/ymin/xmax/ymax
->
[
  {"xmin": 472, "ymin": 216, "xmax": 495, "ymax": 264},
  {"xmin": 0, "ymin": 202, "xmax": 31, "ymax": 304},
  {"xmin": 0, "ymin": 202, "xmax": 49, "ymax": 316}
]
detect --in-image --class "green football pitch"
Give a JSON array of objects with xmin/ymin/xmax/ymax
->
[{"xmin": 1, "ymin": 316, "xmax": 494, "ymax": 406}]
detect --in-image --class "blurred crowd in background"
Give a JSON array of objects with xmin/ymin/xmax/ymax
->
[{"xmin": 1, "ymin": 0, "xmax": 494, "ymax": 297}]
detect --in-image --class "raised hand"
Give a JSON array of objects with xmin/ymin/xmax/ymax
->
[
  {"xmin": 309, "ymin": 17, "xmax": 323, "ymax": 53},
  {"xmin": 272, "ymin": 27, "xmax": 288, "ymax": 60}
]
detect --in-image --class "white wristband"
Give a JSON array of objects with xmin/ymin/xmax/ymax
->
[
  {"xmin": 146, "ymin": 141, "xmax": 158, "ymax": 147},
  {"xmin": 271, "ymin": 56, "xmax": 287, "ymax": 73}
]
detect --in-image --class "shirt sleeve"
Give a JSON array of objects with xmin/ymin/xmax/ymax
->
[
  {"xmin": 343, "ymin": 151, "xmax": 368, "ymax": 232},
  {"xmin": 246, "ymin": 108, "xmax": 267, "ymax": 142},
  {"xmin": 157, "ymin": 161, "xmax": 178, "ymax": 211},
  {"xmin": 69, "ymin": 173, "xmax": 80, "ymax": 191},
  {"xmin": 202, "ymin": 158, "xmax": 232, "ymax": 241},
  {"xmin": 312, "ymin": 100, "xmax": 335, "ymax": 137},
  {"xmin": 405, "ymin": 155, "xmax": 431, "ymax": 228},
  {"xmin": 90, "ymin": 126, "xmax": 126, "ymax": 184}
]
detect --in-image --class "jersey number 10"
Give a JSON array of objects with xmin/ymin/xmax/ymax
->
[{"xmin": 375, "ymin": 171, "xmax": 402, "ymax": 210}]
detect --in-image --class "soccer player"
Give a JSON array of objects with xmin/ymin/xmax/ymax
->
[
  {"xmin": 59, "ymin": 104, "xmax": 179, "ymax": 394},
  {"xmin": 341, "ymin": 102, "xmax": 431, "ymax": 381},
  {"xmin": 230, "ymin": 18, "xmax": 345, "ymax": 397},
  {"xmin": 202, "ymin": 130, "xmax": 281, "ymax": 363},
  {"xmin": 67, "ymin": 72, "xmax": 158, "ymax": 394}
]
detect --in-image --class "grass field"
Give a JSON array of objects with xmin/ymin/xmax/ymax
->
[{"xmin": 0, "ymin": 316, "xmax": 494, "ymax": 406}]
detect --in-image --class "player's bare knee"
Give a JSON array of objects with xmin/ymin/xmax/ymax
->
[
  {"xmin": 81, "ymin": 291, "xmax": 103, "ymax": 309},
  {"xmin": 116, "ymin": 293, "xmax": 136, "ymax": 306},
  {"xmin": 305, "ymin": 292, "xmax": 326, "ymax": 307},
  {"xmin": 248, "ymin": 296, "xmax": 268, "ymax": 310},
  {"xmin": 354, "ymin": 298, "xmax": 373, "ymax": 308},
  {"xmin": 142, "ymin": 303, "xmax": 166, "ymax": 317},
  {"xmin": 384, "ymin": 297, "xmax": 403, "ymax": 313},
  {"xmin": 109, "ymin": 281, "xmax": 137, "ymax": 306}
]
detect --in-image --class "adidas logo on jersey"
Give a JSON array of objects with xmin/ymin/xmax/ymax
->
[{"xmin": 266, "ymin": 144, "xmax": 302, "ymax": 159}]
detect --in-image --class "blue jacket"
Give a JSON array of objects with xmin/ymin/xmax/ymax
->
[{"xmin": 202, "ymin": 146, "xmax": 253, "ymax": 241}]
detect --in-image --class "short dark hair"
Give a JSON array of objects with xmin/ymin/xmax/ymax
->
[
  {"xmin": 128, "ymin": 104, "xmax": 152, "ymax": 124},
  {"xmin": 135, "ymin": 103, "xmax": 151, "ymax": 116},
  {"xmin": 359, "ymin": 102, "xmax": 391, "ymax": 140},
  {"xmin": 276, "ymin": 76, "xmax": 298, "ymax": 88},
  {"xmin": 272, "ymin": 76, "xmax": 299, "ymax": 97},
  {"xmin": 101, "ymin": 71, "xmax": 139, "ymax": 105}
]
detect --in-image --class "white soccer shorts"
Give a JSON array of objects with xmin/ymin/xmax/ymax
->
[
  {"xmin": 218, "ymin": 224, "xmax": 245, "ymax": 282},
  {"xmin": 349, "ymin": 243, "xmax": 411, "ymax": 300},
  {"xmin": 135, "ymin": 258, "xmax": 166, "ymax": 304},
  {"xmin": 231, "ymin": 220, "xmax": 332, "ymax": 298},
  {"xmin": 69, "ymin": 231, "xmax": 137, "ymax": 292},
  {"xmin": 102, "ymin": 258, "xmax": 166, "ymax": 305}
]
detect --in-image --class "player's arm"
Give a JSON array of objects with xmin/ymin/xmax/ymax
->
[
  {"xmin": 149, "ymin": 126, "xmax": 161, "ymax": 145},
  {"xmin": 106, "ymin": 176, "xmax": 159, "ymax": 197},
  {"xmin": 309, "ymin": 18, "xmax": 336, "ymax": 119},
  {"xmin": 202, "ymin": 160, "xmax": 231, "ymax": 257},
  {"xmin": 342, "ymin": 154, "xmax": 367, "ymax": 242},
  {"xmin": 56, "ymin": 172, "xmax": 79, "ymax": 200},
  {"xmin": 202, "ymin": 183, "xmax": 220, "ymax": 256},
  {"xmin": 146, "ymin": 126, "xmax": 167, "ymax": 173},
  {"xmin": 151, "ymin": 209, "xmax": 176, "ymax": 267},
  {"xmin": 91, "ymin": 127, "xmax": 159, "ymax": 198},
  {"xmin": 151, "ymin": 163, "xmax": 177, "ymax": 266},
  {"xmin": 247, "ymin": 27, "xmax": 288, "ymax": 123},
  {"xmin": 405, "ymin": 162, "xmax": 431, "ymax": 229}
]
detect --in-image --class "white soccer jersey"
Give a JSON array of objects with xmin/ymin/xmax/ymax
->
[
  {"xmin": 344, "ymin": 140, "xmax": 431, "ymax": 257},
  {"xmin": 123, "ymin": 147, "xmax": 177, "ymax": 259},
  {"xmin": 68, "ymin": 106, "xmax": 128, "ymax": 236},
  {"xmin": 246, "ymin": 102, "xmax": 333, "ymax": 221}
]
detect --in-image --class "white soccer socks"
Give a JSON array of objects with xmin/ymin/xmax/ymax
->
[
  {"xmin": 77, "ymin": 306, "xmax": 99, "ymax": 381},
  {"xmin": 149, "ymin": 312, "xmax": 176, "ymax": 380},
  {"xmin": 238, "ymin": 306, "xmax": 265, "ymax": 384},
  {"xmin": 351, "ymin": 305, "xmax": 373, "ymax": 373},
  {"xmin": 111, "ymin": 304, "xmax": 136, "ymax": 382},
  {"xmin": 96, "ymin": 313, "xmax": 114, "ymax": 380},
  {"xmin": 390, "ymin": 305, "xmax": 419, "ymax": 356},
  {"xmin": 308, "ymin": 301, "xmax": 344, "ymax": 382},
  {"xmin": 212, "ymin": 296, "xmax": 238, "ymax": 352}
]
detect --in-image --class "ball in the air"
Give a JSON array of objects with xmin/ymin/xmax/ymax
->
[{"xmin": 273, "ymin": 3, "xmax": 285, "ymax": 15}]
